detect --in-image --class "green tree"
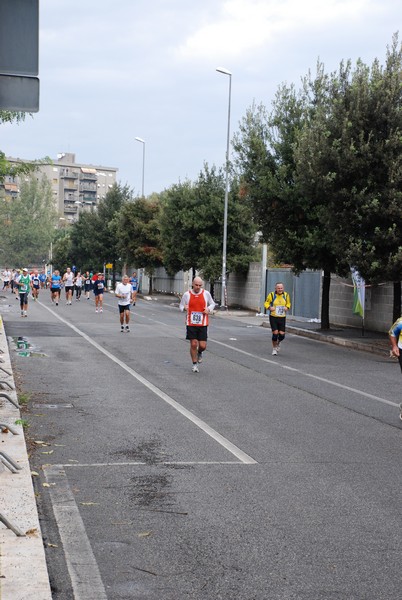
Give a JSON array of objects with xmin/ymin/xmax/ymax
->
[
  {"xmin": 160, "ymin": 164, "xmax": 257, "ymax": 290},
  {"xmin": 116, "ymin": 195, "xmax": 163, "ymax": 293},
  {"xmin": 68, "ymin": 183, "xmax": 131, "ymax": 283},
  {"xmin": 295, "ymin": 34, "xmax": 402, "ymax": 320},
  {"xmin": 0, "ymin": 174, "xmax": 58, "ymax": 265}
]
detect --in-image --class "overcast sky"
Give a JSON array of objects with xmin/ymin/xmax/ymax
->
[{"xmin": 1, "ymin": 0, "xmax": 401, "ymax": 195}]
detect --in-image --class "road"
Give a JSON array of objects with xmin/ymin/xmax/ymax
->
[{"xmin": 4, "ymin": 292, "xmax": 402, "ymax": 600}]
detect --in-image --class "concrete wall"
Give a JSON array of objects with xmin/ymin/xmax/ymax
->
[
  {"xmin": 225, "ymin": 262, "xmax": 262, "ymax": 311},
  {"xmin": 329, "ymin": 275, "xmax": 393, "ymax": 333},
  {"xmin": 150, "ymin": 264, "xmax": 396, "ymax": 333}
]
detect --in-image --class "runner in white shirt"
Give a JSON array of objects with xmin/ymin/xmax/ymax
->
[
  {"xmin": 115, "ymin": 275, "xmax": 132, "ymax": 333},
  {"xmin": 63, "ymin": 267, "xmax": 75, "ymax": 305},
  {"xmin": 2, "ymin": 269, "xmax": 11, "ymax": 291}
]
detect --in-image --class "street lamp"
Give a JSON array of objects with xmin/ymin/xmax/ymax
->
[
  {"xmin": 135, "ymin": 136, "xmax": 146, "ymax": 197},
  {"xmin": 216, "ymin": 67, "xmax": 232, "ymax": 310}
]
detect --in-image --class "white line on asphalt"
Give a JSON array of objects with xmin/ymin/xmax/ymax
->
[
  {"xmin": 110, "ymin": 304, "xmax": 399, "ymax": 410},
  {"xmin": 43, "ymin": 465, "xmax": 107, "ymax": 600},
  {"xmin": 39, "ymin": 302, "xmax": 257, "ymax": 465},
  {"xmin": 208, "ymin": 338, "xmax": 399, "ymax": 409},
  {"xmin": 41, "ymin": 299, "xmax": 398, "ymax": 413},
  {"xmin": 61, "ymin": 461, "xmax": 247, "ymax": 468}
]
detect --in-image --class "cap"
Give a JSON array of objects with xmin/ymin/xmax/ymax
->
[{"xmin": 22, "ymin": 268, "xmax": 28, "ymax": 272}]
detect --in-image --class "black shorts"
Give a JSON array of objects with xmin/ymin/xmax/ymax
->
[
  {"xmin": 65, "ymin": 285, "xmax": 74, "ymax": 293},
  {"xmin": 51, "ymin": 287, "xmax": 60, "ymax": 294},
  {"xmin": 269, "ymin": 315, "xmax": 286, "ymax": 332},
  {"xmin": 19, "ymin": 292, "xmax": 28, "ymax": 304},
  {"xmin": 186, "ymin": 326, "xmax": 208, "ymax": 341},
  {"xmin": 118, "ymin": 304, "xmax": 130, "ymax": 313}
]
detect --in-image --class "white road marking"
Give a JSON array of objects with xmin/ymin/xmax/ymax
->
[
  {"xmin": 119, "ymin": 304, "xmax": 399, "ymax": 410},
  {"xmin": 39, "ymin": 302, "xmax": 257, "ymax": 465},
  {"xmin": 44, "ymin": 465, "xmax": 107, "ymax": 600},
  {"xmin": 208, "ymin": 338, "xmax": 399, "ymax": 409}
]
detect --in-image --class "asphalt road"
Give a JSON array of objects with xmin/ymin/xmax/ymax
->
[{"xmin": 4, "ymin": 291, "xmax": 402, "ymax": 600}]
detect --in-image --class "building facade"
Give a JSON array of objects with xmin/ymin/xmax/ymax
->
[{"xmin": 1, "ymin": 152, "xmax": 118, "ymax": 222}]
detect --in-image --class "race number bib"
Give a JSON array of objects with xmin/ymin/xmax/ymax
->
[
  {"xmin": 276, "ymin": 306, "xmax": 286, "ymax": 317},
  {"xmin": 98, "ymin": 283, "xmax": 104, "ymax": 290},
  {"xmin": 190, "ymin": 311, "xmax": 203, "ymax": 325},
  {"xmin": 20, "ymin": 284, "xmax": 28, "ymax": 292}
]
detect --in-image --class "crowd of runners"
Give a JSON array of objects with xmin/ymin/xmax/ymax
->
[{"xmin": 1, "ymin": 267, "xmax": 139, "ymax": 322}]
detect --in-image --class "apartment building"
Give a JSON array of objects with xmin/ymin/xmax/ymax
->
[{"xmin": 1, "ymin": 152, "xmax": 118, "ymax": 222}]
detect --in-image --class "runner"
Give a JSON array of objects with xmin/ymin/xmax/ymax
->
[
  {"xmin": 84, "ymin": 271, "xmax": 92, "ymax": 300},
  {"xmin": 264, "ymin": 282, "xmax": 291, "ymax": 356},
  {"xmin": 39, "ymin": 269, "xmax": 47, "ymax": 289},
  {"xmin": 2, "ymin": 268, "xmax": 11, "ymax": 291},
  {"xmin": 388, "ymin": 316, "xmax": 402, "ymax": 421},
  {"xmin": 179, "ymin": 276, "xmax": 215, "ymax": 373},
  {"xmin": 16, "ymin": 268, "xmax": 31, "ymax": 317},
  {"xmin": 130, "ymin": 271, "xmax": 138, "ymax": 305},
  {"xmin": 63, "ymin": 267, "xmax": 75, "ymax": 305},
  {"xmin": 115, "ymin": 274, "xmax": 132, "ymax": 332},
  {"xmin": 74, "ymin": 271, "xmax": 83, "ymax": 301},
  {"xmin": 49, "ymin": 270, "xmax": 62, "ymax": 305},
  {"xmin": 93, "ymin": 272, "xmax": 105, "ymax": 313},
  {"xmin": 31, "ymin": 269, "xmax": 40, "ymax": 301}
]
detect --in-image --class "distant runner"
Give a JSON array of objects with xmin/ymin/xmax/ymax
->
[
  {"xmin": 16, "ymin": 268, "xmax": 31, "ymax": 317},
  {"xmin": 115, "ymin": 275, "xmax": 132, "ymax": 332},
  {"xmin": 93, "ymin": 272, "xmax": 105, "ymax": 313},
  {"xmin": 179, "ymin": 276, "xmax": 215, "ymax": 373},
  {"xmin": 49, "ymin": 270, "xmax": 62, "ymax": 305},
  {"xmin": 264, "ymin": 282, "xmax": 291, "ymax": 356}
]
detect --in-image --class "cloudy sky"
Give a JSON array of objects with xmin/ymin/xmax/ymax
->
[{"xmin": 1, "ymin": 0, "xmax": 400, "ymax": 195}]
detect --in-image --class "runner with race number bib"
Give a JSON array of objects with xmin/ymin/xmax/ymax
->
[
  {"xmin": 264, "ymin": 282, "xmax": 291, "ymax": 356},
  {"xmin": 179, "ymin": 276, "xmax": 215, "ymax": 373}
]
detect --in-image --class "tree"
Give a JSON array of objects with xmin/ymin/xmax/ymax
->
[
  {"xmin": 116, "ymin": 195, "xmax": 163, "ymax": 293},
  {"xmin": 0, "ymin": 174, "xmax": 58, "ymax": 265},
  {"xmin": 68, "ymin": 183, "xmax": 131, "ymax": 283},
  {"xmin": 233, "ymin": 85, "xmax": 347, "ymax": 329},
  {"xmin": 295, "ymin": 34, "xmax": 402, "ymax": 320},
  {"xmin": 160, "ymin": 164, "xmax": 257, "ymax": 292}
]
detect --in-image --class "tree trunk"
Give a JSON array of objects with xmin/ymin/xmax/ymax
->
[
  {"xmin": 320, "ymin": 270, "xmax": 331, "ymax": 330},
  {"xmin": 149, "ymin": 274, "xmax": 153, "ymax": 295},
  {"xmin": 393, "ymin": 281, "xmax": 401, "ymax": 323}
]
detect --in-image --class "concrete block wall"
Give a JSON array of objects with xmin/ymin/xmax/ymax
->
[
  {"xmin": 226, "ymin": 262, "xmax": 262, "ymax": 311},
  {"xmin": 329, "ymin": 275, "xmax": 394, "ymax": 332}
]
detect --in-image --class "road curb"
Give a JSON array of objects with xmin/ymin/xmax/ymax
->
[
  {"xmin": 0, "ymin": 317, "xmax": 52, "ymax": 600},
  {"xmin": 284, "ymin": 324, "xmax": 387, "ymax": 357}
]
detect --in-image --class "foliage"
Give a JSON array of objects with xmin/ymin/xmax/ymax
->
[
  {"xmin": 295, "ymin": 34, "xmax": 402, "ymax": 284},
  {"xmin": 160, "ymin": 164, "xmax": 257, "ymax": 282},
  {"xmin": 116, "ymin": 195, "xmax": 163, "ymax": 276},
  {"xmin": 0, "ymin": 174, "xmax": 58, "ymax": 266},
  {"xmin": 233, "ymin": 35, "xmax": 402, "ymax": 326},
  {"xmin": 68, "ymin": 183, "xmax": 131, "ymax": 276}
]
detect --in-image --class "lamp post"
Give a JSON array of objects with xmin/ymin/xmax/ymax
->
[
  {"xmin": 135, "ymin": 136, "xmax": 146, "ymax": 197},
  {"xmin": 216, "ymin": 67, "xmax": 232, "ymax": 310}
]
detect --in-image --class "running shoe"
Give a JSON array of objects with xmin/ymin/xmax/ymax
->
[
  {"xmin": 95, "ymin": 308, "xmax": 98, "ymax": 313},
  {"xmin": 276, "ymin": 343, "xmax": 280, "ymax": 353},
  {"xmin": 125, "ymin": 326, "xmax": 130, "ymax": 332},
  {"xmin": 272, "ymin": 348, "xmax": 277, "ymax": 356},
  {"xmin": 121, "ymin": 326, "xmax": 124, "ymax": 333},
  {"xmin": 100, "ymin": 308, "xmax": 103, "ymax": 313},
  {"xmin": 192, "ymin": 364, "xmax": 199, "ymax": 373},
  {"xmin": 197, "ymin": 351, "xmax": 203, "ymax": 363}
]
